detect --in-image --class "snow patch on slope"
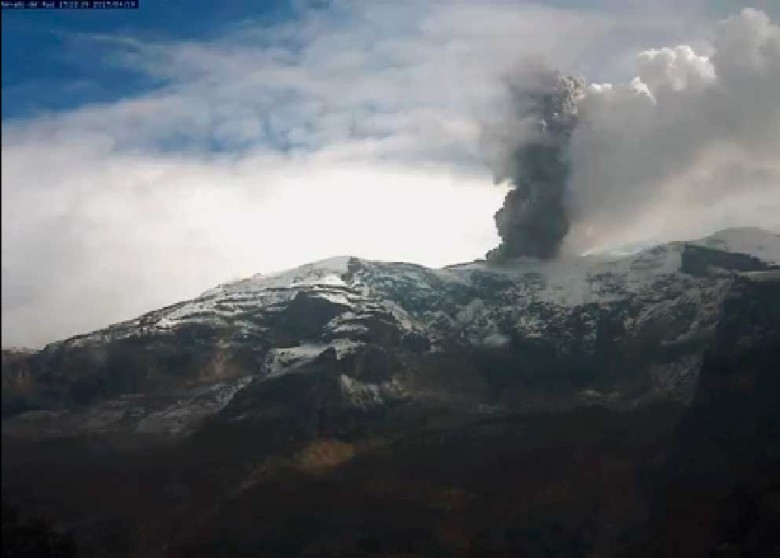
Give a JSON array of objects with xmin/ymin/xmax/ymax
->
[
  {"xmin": 262, "ymin": 340, "xmax": 364, "ymax": 378},
  {"xmin": 338, "ymin": 375, "xmax": 406, "ymax": 409},
  {"xmin": 246, "ymin": 256, "xmax": 353, "ymax": 290},
  {"xmin": 691, "ymin": 227, "xmax": 780, "ymax": 265}
]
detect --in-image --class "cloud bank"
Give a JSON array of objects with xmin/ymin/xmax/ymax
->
[{"xmin": 567, "ymin": 8, "xmax": 780, "ymax": 253}]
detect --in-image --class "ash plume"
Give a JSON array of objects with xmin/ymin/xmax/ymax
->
[
  {"xmin": 484, "ymin": 9, "xmax": 780, "ymax": 260},
  {"xmin": 483, "ymin": 66, "xmax": 584, "ymax": 260}
]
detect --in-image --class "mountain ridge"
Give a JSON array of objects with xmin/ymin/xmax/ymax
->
[{"xmin": 3, "ymin": 227, "xmax": 777, "ymax": 434}]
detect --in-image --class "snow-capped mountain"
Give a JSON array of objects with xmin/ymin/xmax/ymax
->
[{"xmin": 3, "ymin": 227, "xmax": 777, "ymax": 440}]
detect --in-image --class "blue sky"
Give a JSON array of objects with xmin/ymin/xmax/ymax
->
[
  {"xmin": 2, "ymin": 1, "xmax": 296, "ymax": 118},
  {"xmin": 3, "ymin": 1, "xmax": 780, "ymax": 347}
]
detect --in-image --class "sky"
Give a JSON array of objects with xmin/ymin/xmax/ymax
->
[{"xmin": 2, "ymin": 0, "xmax": 779, "ymax": 348}]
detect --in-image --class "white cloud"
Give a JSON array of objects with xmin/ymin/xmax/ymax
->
[{"xmin": 564, "ymin": 9, "xmax": 780, "ymax": 254}]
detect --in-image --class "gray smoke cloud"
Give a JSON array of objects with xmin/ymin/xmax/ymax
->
[
  {"xmin": 484, "ymin": 8, "xmax": 780, "ymax": 260},
  {"xmin": 483, "ymin": 65, "xmax": 585, "ymax": 260}
]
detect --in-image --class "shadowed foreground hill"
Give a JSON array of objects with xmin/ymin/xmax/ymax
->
[
  {"xmin": 3, "ymin": 228, "xmax": 779, "ymax": 557},
  {"xmin": 1, "ymin": 502, "xmax": 77, "ymax": 558}
]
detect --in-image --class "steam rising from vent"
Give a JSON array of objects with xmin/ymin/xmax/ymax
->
[
  {"xmin": 484, "ymin": 8, "xmax": 780, "ymax": 260},
  {"xmin": 483, "ymin": 66, "xmax": 584, "ymax": 260}
]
